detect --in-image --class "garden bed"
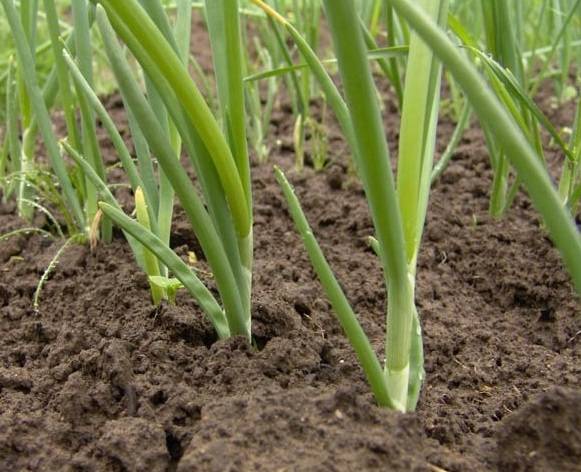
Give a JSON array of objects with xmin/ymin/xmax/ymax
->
[
  {"xmin": 2, "ymin": 5, "xmax": 581, "ymax": 469},
  {"xmin": 1, "ymin": 84, "xmax": 580, "ymax": 471}
]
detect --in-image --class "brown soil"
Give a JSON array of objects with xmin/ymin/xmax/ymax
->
[{"xmin": 1, "ymin": 14, "xmax": 581, "ymax": 472}]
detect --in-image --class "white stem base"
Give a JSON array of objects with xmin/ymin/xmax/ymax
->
[{"xmin": 386, "ymin": 364, "xmax": 410, "ymax": 412}]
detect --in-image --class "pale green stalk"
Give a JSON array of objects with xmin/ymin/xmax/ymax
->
[
  {"xmin": 128, "ymin": 107, "xmax": 160, "ymax": 214},
  {"xmin": 296, "ymin": 0, "xmax": 321, "ymax": 124},
  {"xmin": 395, "ymin": 0, "xmax": 448, "ymax": 410},
  {"xmin": 135, "ymin": 187, "xmax": 164, "ymax": 305},
  {"xmin": 368, "ymin": 0, "xmax": 382, "ymax": 35},
  {"xmin": 323, "ymin": 0, "xmax": 413, "ymax": 411},
  {"xmin": 397, "ymin": 0, "xmax": 447, "ymax": 267}
]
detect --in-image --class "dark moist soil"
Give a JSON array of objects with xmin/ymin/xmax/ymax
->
[{"xmin": 1, "ymin": 17, "xmax": 581, "ymax": 472}]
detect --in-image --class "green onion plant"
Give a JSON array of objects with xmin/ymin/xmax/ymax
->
[
  {"xmin": 256, "ymin": 0, "xmax": 447, "ymax": 411},
  {"xmin": 69, "ymin": 0, "xmax": 255, "ymax": 339},
  {"xmin": 258, "ymin": 0, "xmax": 581, "ymax": 412}
]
